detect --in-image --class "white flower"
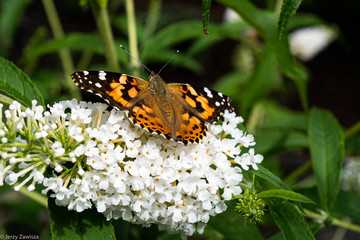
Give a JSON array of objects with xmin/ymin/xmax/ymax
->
[
  {"xmin": 5, "ymin": 172, "xmax": 18, "ymax": 185},
  {"xmin": 141, "ymin": 140, "xmax": 161, "ymax": 160},
  {"xmin": 0, "ymin": 99, "xmax": 263, "ymax": 238},
  {"xmin": 51, "ymin": 141, "xmax": 65, "ymax": 156},
  {"xmin": 84, "ymin": 140, "xmax": 99, "ymax": 157},
  {"xmin": 289, "ymin": 25, "xmax": 337, "ymax": 61},
  {"xmin": 69, "ymin": 125, "xmax": 84, "ymax": 142}
]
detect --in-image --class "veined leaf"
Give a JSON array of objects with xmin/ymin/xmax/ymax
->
[
  {"xmin": 250, "ymin": 165, "xmax": 291, "ymax": 190},
  {"xmin": 308, "ymin": 107, "xmax": 344, "ymax": 211},
  {"xmin": 268, "ymin": 199, "xmax": 315, "ymax": 240},
  {"xmin": 0, "ymin": 57, "xmax": 44, "ymax": 108},
  {"xmin": 258, "ymin": 189, "xmax": 314, "ymax": 204}
]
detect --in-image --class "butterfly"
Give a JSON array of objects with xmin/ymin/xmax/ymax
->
[{"xmin": 71, "ymin": 71, "xmax": 234, "ymax": 145}]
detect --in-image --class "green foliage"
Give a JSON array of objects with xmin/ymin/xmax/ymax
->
[
  {"xmin": 202, "ymin": 0, "xmax": 212, "ymax": 35},
  {"xmin": 48, "ymin": 198, "xmax": 116, "ymax": 240},
  {"xmin": 207, "ymin": 201, "xmax": 264, "ymax": 240},
  {"xmin": 278, "ymin": 0, "xmax": 303, "ymax": 39},
  {"xmin": 308, "ymin": 107, "xmax": 345, "ymax": 211},
  {"xmin": 0, "ymin": 0, "xmax": 32, "ymax": 57},
  {"xmin": 257, "ymin": 189, "xmax": 314, "ymax": 204},
  {"xmin": 0, "ymin": 56, "xmax": 44, "ymax": 108},
  {"xmin": 268, "ymin": 199, "xmax": 315, "ymax": 240}
]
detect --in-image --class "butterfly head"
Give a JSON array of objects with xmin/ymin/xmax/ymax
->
[{"xmin": 149, "ymin": 72, "xmax": 167, "ymax": 96}]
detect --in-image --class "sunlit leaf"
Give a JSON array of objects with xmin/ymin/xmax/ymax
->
[{"xmin": 0, "ymin": 57, "xmax": 44, "ymax": 108}]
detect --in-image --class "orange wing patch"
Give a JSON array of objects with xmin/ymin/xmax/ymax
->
[
  {"xmin": 128, "ymin": 105, "xmax": 172, "ymax": 139},
  {"xmin": 175, "ymin": 114, "xmax": 207, "ymax": 144}
]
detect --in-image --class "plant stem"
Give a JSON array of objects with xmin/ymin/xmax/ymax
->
[
  {"xmin": 19, "ymin": 186, "xmax": 48, "ymax": 207},
  {"xmin": 0, "ymin": 93, "xmax": 20, "ymax": 107},
  {"xmin": 125, "ymin": 0, "xmax": 140, "ymax": 75},
  {"xmin": 303, "ymin": 208, "xmax": 360, "ymax": 233},
  {"xmin": 283, "ymin": 159, "xmax": 312, "ymax": 185},
  {"xmin": 145, "ymin": 0, "xmax": 162, "ymax": 37},
  {"xmin": 91, "ymin": 0, "xmax": 120, "ymax": 72},
  {"xmin": 344, "ymin": 121, "xmax": 360, "ymax": 140},
  {"xmin": 76, "ymin": 50, "xmax": 94, "ymax": 70},
  {"xmin": 41, "ymin": 0, "xmax": 80, "ymax": 99}
]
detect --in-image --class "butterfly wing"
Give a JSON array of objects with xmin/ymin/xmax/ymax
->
[
  {"xmin": 71, "ymin": 71, "xmax": 149, "ymax": 110},
  {"xmin": 72, "ymin": 71, "xmax": 174, "ymax": 139},
  {"xmin": 167, "ymin": 83, "xmax": 234, "ymax": 144},
  {"xmin": 167, "ymin": 83, "xmax": 234, "ymax": 123}
]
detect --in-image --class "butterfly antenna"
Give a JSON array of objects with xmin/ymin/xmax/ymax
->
[
  {"xmin": 157, "ymin": 50, "xmax": 180, "ymax": 75},
  {"xmin": 120, "ymin": 45, "xmax": 152, "ymax": 74}
]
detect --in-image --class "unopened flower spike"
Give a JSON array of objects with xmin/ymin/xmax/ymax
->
[{"xmin": 234, "ymin": 175, "xmax": 266, "ymax": 224}]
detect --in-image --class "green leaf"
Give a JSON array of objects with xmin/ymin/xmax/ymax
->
[
  {"xmin": 217, "ymin": 0, "xmax": 309, "ymax": 111},
  {"xmin": 240, "ymin": 48, "xmax": 277, "ymax": 117},
  {"xmin": 257, "ymin": 189, "xmax": 314, "ymax": 204},
  {"xmin": 287, "ymin": 13, "xmax": 325, "ymax": 31},
  {"xmin": 250, "ymin": 165, "xmax": 291, "ymax": 190},
  {"xmin": 0, "ymin": 0, "xmax": 32, "ymax": 56},
  {"xmin": 0, "ymin": 56, "xmax": 44, "ymax": 108},
  {"xmin": 278, "ymin": 0, "xmax": 303, "ymax": 39},
  {"xmin": 255, "ymin": 130, "xmax": 308, "ymax": 154},
  {"xmin": 202, "ymin": 0, "xmax": 212, "ymax": 35},
  {"xmin": 48, "ymin": 197, "xmax": 116, "ymax": 240},
  {"xmin": 27, "ymin": 33, "xmax": 104, "ymax": 58},
  {"xmin": 308, "ymin": 107, "xmax": 345, "ymax": 211},
  {"xmin": 26, "ymin": 33, "xmax": 128, "ymax": 66},
  {"xmin": 268, "ymin": 199, "xmax": 315, "ymax": 240},
  {"xmin": 141, "ymin": 21, "xmax": 204, "ymax": 61},
  {"xmin": 260, "ymin": 102, "xmax": 307, "ymax": 131},
  {"xmin": 207, "ymin": 201, "xmax": 264, "ymax": 240},
  {"xmin": 212, "ymin": 71, "xmax": 249, "ymax": 98},
  {"xmin": 332, "ymin": 190, "xmax": 360, "ymax": 222}
]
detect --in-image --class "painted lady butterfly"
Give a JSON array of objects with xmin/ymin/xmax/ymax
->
[{"xmin": 71, "ymin": 71, "xmax": 234, "ymax": 145}]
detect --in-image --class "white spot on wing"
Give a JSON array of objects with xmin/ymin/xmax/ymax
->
[
  {"xmin": 99, "ymin": 71, "xmax": 107, "ymax": 80},
  {"xmin": 95, "ymin": 83, "xmax": 102, "ymax": 88},
  {"xmin": 83, "ymin": 71, "xmax": 89, "ymax": 75},
  {"xmin": 204, "ymin": 87, "xmax": 213, "ymax": 98},
  {"xmin": 215, "ymin": 101, "xmax": 220, "ymax": 106},
  {"xmin": 88, "ymin": 81, "xmax": 93, "ymax": 84},
  {"xmin": 218, "ymin": 92, "xmax": 223, "ymax": 97}
]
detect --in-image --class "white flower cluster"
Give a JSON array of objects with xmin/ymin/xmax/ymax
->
[
  {"xmin": 342, "ymin": 156, "xmax": 360, "ymax": 194},
  {"xmin": 0, "ymin": 99, "xmax": 263, "ymax": 239},
  {"xmin": 289, "ymin": 25, "xmax": 337, "ymax": 61}
]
